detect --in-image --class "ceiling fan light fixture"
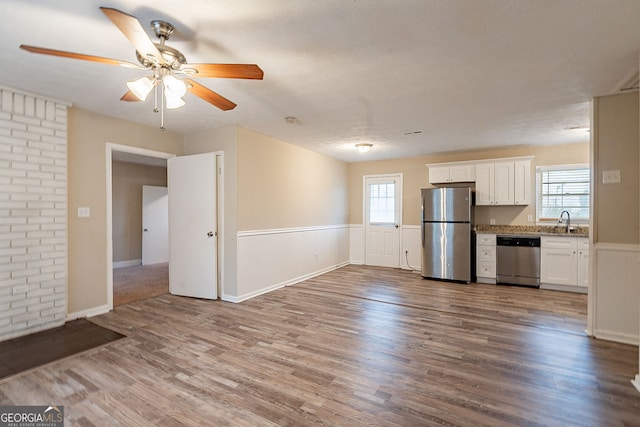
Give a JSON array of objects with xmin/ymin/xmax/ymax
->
[
  {"xmin": 165, "ymin": 95, "xmax": 186, "ymax": 110},
  {"xmin": 163, "ymin": 74, "xmax": 187, "ymax": 98},
  {"xmin": 127, "ymin": 76, "xmax": 154, "ymax": 101},
  {"xmin": 355, "ymin": 143, "xmax": 373, "ymax": 153}
]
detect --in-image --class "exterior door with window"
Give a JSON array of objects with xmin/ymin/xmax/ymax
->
[{"xmin": 364, "ymin": 175, "xmax": 401, "ymax": 267}]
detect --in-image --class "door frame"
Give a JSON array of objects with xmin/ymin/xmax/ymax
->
[
  {"xmin": 106, "ymin": 143, "xmax": 175, "ymax": 310},
  {"xmin": 106, "ymin": 144, "xmax": 227, "ymax": 309},
  {"xmin": 362, "ymin": 173, "xmax": 403, "ymax": 267}
]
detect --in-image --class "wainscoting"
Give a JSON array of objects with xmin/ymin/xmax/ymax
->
[
  {"xmin": 348, "ymin": 224, "xmax": 422, "ymax": 271},
  {"xmin": 593, "ymin": 243, "xmax": 640, "ymax": 345},
  {"xmin": 234, "ymin": 225, "xmax": 349, "ymax": 302}
]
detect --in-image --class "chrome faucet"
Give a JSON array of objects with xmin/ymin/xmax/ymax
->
[{"xmin": 558, "ymin": 210, "xmax": 571, "ymax": 233}]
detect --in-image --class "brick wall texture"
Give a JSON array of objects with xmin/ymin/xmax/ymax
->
[{"xmin": 0, "ymin": 87, "xmax": 69, "ymax": 341}]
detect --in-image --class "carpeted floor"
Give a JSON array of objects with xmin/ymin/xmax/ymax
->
[
  {"xmin": 113, "ymin": 262, "xmax": 169, "ymax": 306},
  {"xmin": 0, "ymin": 319, "xmax": 125, "ymax": 381}
]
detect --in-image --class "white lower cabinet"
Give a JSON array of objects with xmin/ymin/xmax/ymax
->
[
  {"xmin": 476, "ymin": 233, "xmax": 496, "ymax": 283},
  {"xmin": 540, "ymin": 236, "xmax": 589, "ymax": 293}
]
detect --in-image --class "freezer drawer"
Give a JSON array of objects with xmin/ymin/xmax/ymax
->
[{"xmin": 421, "ymin": 222, "xmax": 471, "ymax": 282}]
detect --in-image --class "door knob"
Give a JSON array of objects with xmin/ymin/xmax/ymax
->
[
  {"xmin": 207, "ymin": 231, "xmax": 216, "ymax": 237},
  {"xmin": 143, "ymin": 228, "xmax": 148, "ymax": 232}
]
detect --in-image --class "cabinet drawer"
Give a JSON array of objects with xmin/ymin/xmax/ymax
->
[
  {"xmin": 477, "ymin": 261, "xmax": 496, "ymax": 278},
  {"xmin": 577, "ymin": 238, "xmax": 589, "ymax": 250},
  {"xmin": 477, "ymin": 246, "xmax": 496, "ymax": 262},
  {"xmin": 477, "ymin": 234, "xmax": 496, "ymax": 245},
  {"xmin": 541, "ymin": 236, "xmax": 577, "ymax": 249}
]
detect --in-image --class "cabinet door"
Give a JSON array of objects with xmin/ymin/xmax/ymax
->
[
  {"xmin": 475, "ymin": 163, "xmax": 494, "ymax": 205},
  {"xmin": 429, "ymin": 166, "xmax": 450, "ymax": 184},
  {"xmin": 577, "ymin": 249, "xmax": 589, "ymax": 288},
  {"xmin": 514, "ymin": 160, "xmax": 531, "ymax": 205},
  {"xmin": 493, "ymin": 161, "xmax": 514, "ymax": 205},
  {"xmin": 540, "ymin": 248, "xmax": 577, "ymax": 286},
  {"xmin": 449, "ymin": 164, "xmax": 475, "ymax": 182},
  {"xmin": 477, "ymin": 261, "xmax": 496, "ymax": 279}
]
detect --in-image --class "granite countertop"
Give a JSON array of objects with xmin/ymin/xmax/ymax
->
[{"xmin": 475, "ymin": 224, "xmax": 589, "ymax": 237}]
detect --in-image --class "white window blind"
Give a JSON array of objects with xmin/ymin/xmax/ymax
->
[
  {"xmin": 369, "ymin": 182, "xmax": 396, "ymax": 224},
  {"xmin": 536, "ymin": 165, "xmax": 590, "ymax": 222}
]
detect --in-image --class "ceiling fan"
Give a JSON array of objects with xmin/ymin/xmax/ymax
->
[{"xmin": 19, "ymin": 7, "xmax": 263, "ymax": 129}]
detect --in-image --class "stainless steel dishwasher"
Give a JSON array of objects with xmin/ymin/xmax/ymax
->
[{"xmin": 496, "ymin": 235, "xmax": 541, "ymax": 287}]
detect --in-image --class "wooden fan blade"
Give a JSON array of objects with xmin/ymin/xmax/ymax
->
[
  {"xmin": 185, "ymin": 79, "xmax": 237, "ymax": 111},
  {"xmin": 100, "ymin": 7, "xmax": 164, "ymax": 65},
  {"xmin": 186, "ymin": 63, "xmax": 264, "ymax": 80},
  {"xmin": 19, "ymin": 45, "xmax": 141, "ymax": 68},
  {"xmin": 120, "ymin": 90, "xmax": 142, "ymax": 102}
]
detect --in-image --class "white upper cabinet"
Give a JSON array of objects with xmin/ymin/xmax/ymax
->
[
  {"xmin": 427, "ymin": 163, "xmax": 475, "ymax": 184},
  {"xmin": 428, "ymin": 157, "xmax": 532, "ymax": 206},
  {"xmin": 513, "ymin": 159, "xmax": 531, "ymax": 205},
  {"xmin": 474, "ymin": 162, "xmax": 494, "ymax": 205}
]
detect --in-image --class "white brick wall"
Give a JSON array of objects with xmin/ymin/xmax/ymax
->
[{"xmin": 0, "ymin": 86, "xmax": 70, "ymax": 341}]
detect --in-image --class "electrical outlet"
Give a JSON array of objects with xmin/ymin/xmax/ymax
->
[
  {"xmin": 77, "ymin": 207, "xmax": 91, "ymax": 218},
  {"xmin": 527, "ymin": 215, "xmax": 533, "ymax": 223},
  {"xmin": 490, "ymin": 219, "xmax": 496, "ymax": 225},
  {"xmin": 602, "ymin": 170, "xmax": 621, "ymax": 184}
]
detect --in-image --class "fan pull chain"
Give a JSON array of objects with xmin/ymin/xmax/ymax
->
[{"xmin": 160, "ymin": 82, "xmax": 165, "ymax": 131}]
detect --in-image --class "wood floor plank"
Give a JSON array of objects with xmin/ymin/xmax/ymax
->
[{"xmin": 1, "ymin": 264, "xmax": 638, "ymax": 426}]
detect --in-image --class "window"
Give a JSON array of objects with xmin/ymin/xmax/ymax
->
[
  {"xmin": 368, "ymin": 182, "xmax": 396, "ymax": 224},
  {"xmin": 536, "ymin": 165, "xmax": 590, "ymax": 222}
]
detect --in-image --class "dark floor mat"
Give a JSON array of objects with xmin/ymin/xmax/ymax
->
[{"xmin": 0, "ymin": 319, "xmax": 125, "ymax": 380}]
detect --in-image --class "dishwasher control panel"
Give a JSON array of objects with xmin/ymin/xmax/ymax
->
[{"xmin": 496, "ymin": 236, "xmax": 540, "ymax": 247}]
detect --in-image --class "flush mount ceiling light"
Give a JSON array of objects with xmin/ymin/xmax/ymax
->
[{"xmin": 355, "ymin": 143, "xmax": 373, "ymax": 153}]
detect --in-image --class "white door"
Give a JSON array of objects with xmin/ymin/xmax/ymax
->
[
  {"xmin": 142, "ymin": 185, "xmax": 169, "ymax": 265},
  {"xmin": 168, "ymin": 153, "xmax": 218, "ymax": 299},
  {"xmin": 364, "ymin": 175, "xmax": 401, "ymax": 267}
]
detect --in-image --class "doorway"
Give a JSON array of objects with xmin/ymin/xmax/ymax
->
[
  {"xmin": 363, "ymin": 174, "xmax": 403, "ymax": 267},
  {"xmin": 106, "ymin": 144, "xmax": 175, "ymax": 309}
]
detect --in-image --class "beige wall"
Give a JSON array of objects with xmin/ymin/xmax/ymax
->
[
  {"xmin": 237, "ymin": 128, "xmax": 349, "ymax": 231},
  {"xmin": 112, "ymin": 161, "xmax": 167, "ymax": 262},
  {"xmin": 593, "ymin": 91, "xmax": 639, "ymax": 244},
  {"xmin": 348, "ymin": 142, "xmax": 589, "ymax": 226},
  {"xmin": 68, "ymin": 108, "xmax": 182, "ymax": 314}
]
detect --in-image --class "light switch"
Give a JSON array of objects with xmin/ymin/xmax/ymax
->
[
  {"xmin": 602, "ymin": 170, "xmax": 621, "ymax": 184},
  {"xmin": 77, "ymin": 207, "xmax": 91, "ymax": 218}
]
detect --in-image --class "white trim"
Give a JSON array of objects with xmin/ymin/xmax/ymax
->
[
  {"xmin": 594, "ymin": 329, "xmax": 639, "ymax": 346},
  {"xmin": 632, "ymin": 375, "xmax": 640, "ymax": 394},
  {"xmin": 215, "ymin": 152, "xmax": 225, "ymax": 299},
  {"xmin": 228, "ymin": 261, "xmax": 349, "ymax": 303},
  {"xmin": 113, "ymin": 259, "xmax": 142, "ymax": 269},
  {"xmin": 106, "ymin": 143, "xmax": 176, "ymax": 312},
  {"xmin": 238, "ymin": 224, "xmax": 349, "ymax": 237},
  {"xmin": 0, "ymin": 84, "xmax": 73, "ymax": 106},
  {"xmin": 402, "ymin": 225, "xmax": 421, "ymax": 229},
  {"xmin": 66, "ymin": 304, "xmax": 110, "ymax": 321},
  {"xmin": 594, "ymin": 242, "xmax": 640, "ymax": 252}
]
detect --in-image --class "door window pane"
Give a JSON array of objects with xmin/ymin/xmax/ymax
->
[{"xmin": 369, "ymin": 183, "xmax": 395, "ymax": 224}]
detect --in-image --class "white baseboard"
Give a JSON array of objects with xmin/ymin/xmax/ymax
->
[
  {"xmin": 632, "ymin": 375, "xmax": 640, "ymax": 394},
  {"xmin": 540, "ymin": 283, "xmax": 588, "ymax": 294},
  {"xmin": 230, "ymin": 261, "xmax": 349, "ymax": 303},
  {"xmin": 113, "ymin": 259, "xmax": 141, "ymax": 269},
  {"xmin": 66, "ymin": 304, "xmax": 110, "ymax": 321},
  {"xmin": 594, "ymin": 329, "xmax": 639, "ymax": 346}
]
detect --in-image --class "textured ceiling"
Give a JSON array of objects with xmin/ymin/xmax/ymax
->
[{"xmin": 2, "ymin": 0, "xmax": 639, "ymax": 162}]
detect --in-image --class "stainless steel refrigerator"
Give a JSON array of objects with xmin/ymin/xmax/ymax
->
[{"xmin": 421, "ymin": 187, "xmax": 474, "ymax": 283}]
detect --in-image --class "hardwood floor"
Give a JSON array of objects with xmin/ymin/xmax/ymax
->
[
  {"xmin": 1, "ymin": 265, "xmax": 638, "ymax": 426},
  {"xmin": 113, "ymin": 263, "xmax": 169, "ymax": 306}
]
